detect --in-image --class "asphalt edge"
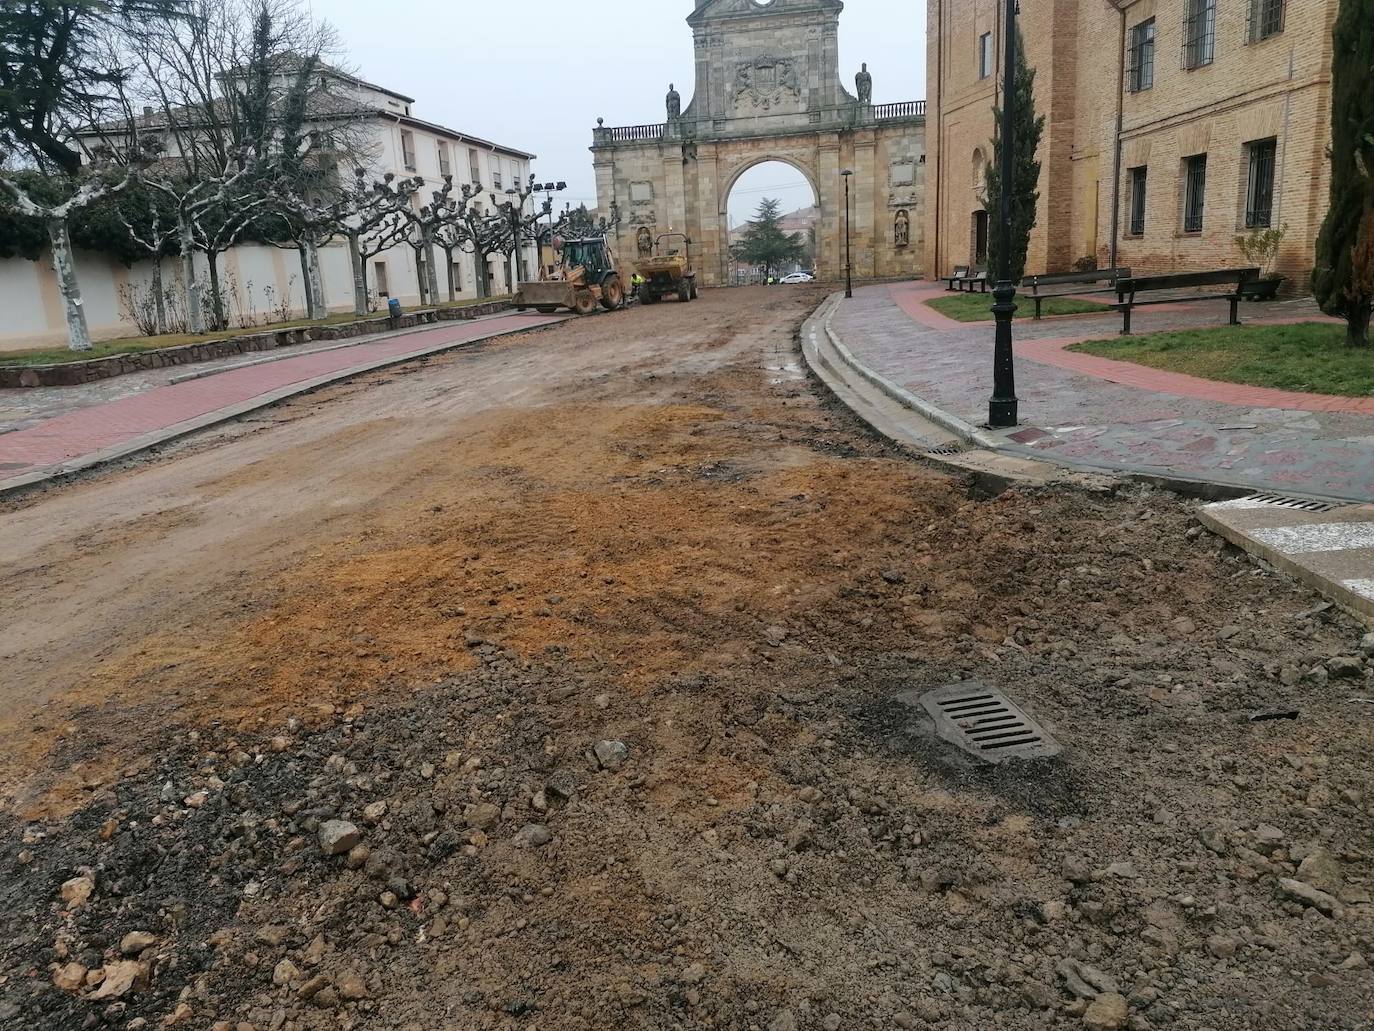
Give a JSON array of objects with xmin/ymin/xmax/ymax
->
[{"xmin": 0, "ymin": 315, "xmax": 566, "ymax": 503}]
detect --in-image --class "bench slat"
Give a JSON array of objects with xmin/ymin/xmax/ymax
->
[{"xmin": 1116, "ymin": 267, "xmax": 1259, "ymax": 293}]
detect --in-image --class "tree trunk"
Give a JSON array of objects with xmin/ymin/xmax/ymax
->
[
  {"xmin": 152, "ymin": 260, "xmax": 168, "ymax": 336},
  {"xmin": 296, "ymin": 245, "xmax": 318, "ymax": 320},
  {"xmin": 475, "ymin": 254, "xmax": 490, "ymax": 299},
  {"xmin": 1349, "ymin": 303, "xmax": 1372, "ymax": 348},
  {"xmin": 178, "ymin": 216, "xmax": 205, "ymax": 335},
  {"xmin": 421, "ymin": 228, "xmax": 441, "ymax": 304},
  {"xmin": 412, "ymin": 246, "xmax": 428, "ymax": 304},
  {"xmin": 443, "ymin": 246, "xmax": 457, "ymax": 302},
  {"xmin": 47, "ymin": 217, "xmax": 93, "ymax": 351},
  {"xmin": 347, "ymin": 231, "xmax": 368, "ymax": 316},
  {"xmin": 305, "ymin": 237, "xmax": 326, "ymax": 321},
  {"xmin": 206, "ymin": 251, "xmax": 226, "ymax": 331}
]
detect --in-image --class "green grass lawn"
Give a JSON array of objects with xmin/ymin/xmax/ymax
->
[
  {"xmin": 0, "ymin": 295, "xmax": 509, "ymax": 367},
  {"xmin": 1071, "ymin": 321, "xmax": 1373, "ymax": 397},
  {"xmin": 927, "ymin": 293, "xmax": 1112, "ymax": 322}
]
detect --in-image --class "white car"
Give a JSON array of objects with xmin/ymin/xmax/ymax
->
[{"xmin": 779, "ymin": 272, "xmax": 815, "ymax": 284}]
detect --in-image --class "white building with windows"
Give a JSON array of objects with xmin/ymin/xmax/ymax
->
[{"xmin": 0, "ymin": 65, "xmax": 538, "ymax": 351}]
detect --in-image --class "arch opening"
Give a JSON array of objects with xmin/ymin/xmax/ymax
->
[{"xmin": 723, "ymin": 159, "xmax": 821, "ymax": 286}]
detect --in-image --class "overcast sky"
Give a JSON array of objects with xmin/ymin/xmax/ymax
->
[{"xmin": 317, "ymin": 1, "xmax": 926, "ymax": 225}]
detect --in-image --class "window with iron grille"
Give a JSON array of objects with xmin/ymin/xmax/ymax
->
[
  {"xmin": 1128, "ymin": 19, "xmax": 1156, "ymax": 92},
  {"xmin": 978, "ymin": 32, "xmax": 993, "ymax": 79},
  {"xmin": 1245, "ymin": 138, "xmax": 1277, "ymax": 228},
  {"xmin": 1248, "ymin": 0, "xmax": 1285, "ymax": 42},
  {"xmin": 1128, "ymin": 167, "xmax": 1148, "ymax": 235},
  {"xmin": 1182, "ymin": 0, "xmax": 1216, "ymax": 69},
  {"xmin": 1183, "ymin": 154, "xmax": 1207, "ymax": 232}
]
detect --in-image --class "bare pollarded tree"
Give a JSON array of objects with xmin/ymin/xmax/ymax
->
[
  {"xmin": 0, "ymin": 165, "xmax": 134, "ymax": 349},
  {"xmin": 339, "ymin": 170, "xmax": 417, "ymax": 313},
  {"xmin": 125, "ymin": 0, "xmax": 375, "ymax": 329}
]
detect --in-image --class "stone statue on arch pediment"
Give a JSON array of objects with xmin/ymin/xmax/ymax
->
[
  {"xmin": 666, "ymin": 83, "xmax": 681, "ymax": 121},
  {"xmin": 856, "ymin": 63, "xmax": 873, "ymax": 105}
]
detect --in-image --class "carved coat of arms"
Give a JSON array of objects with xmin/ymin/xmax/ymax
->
[{"xmin": 733, "ymin": 57, "xmax": 802, "ymax": 111}]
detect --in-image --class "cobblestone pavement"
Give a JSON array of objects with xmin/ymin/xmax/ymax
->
[
  {"xmin": 0, "ymin": 312, "xmax": 562, "ymax": 478},
  {"xmin": 832, "ymin": 282, "xmax": 1374, "ymax": 501}
]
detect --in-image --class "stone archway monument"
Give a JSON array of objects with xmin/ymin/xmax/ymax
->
[{"xmin": 592, "ymin": 0, "xmax": 926, "ymax": 288}]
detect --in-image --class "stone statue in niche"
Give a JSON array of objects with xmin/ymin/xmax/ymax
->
[
  {"xmin": 894, "ymin": 209, "xmax": 910, "ymax": 248},
  {"xmin": 637, "ymin": 226, "xmax": 654, "ymax": 258},
  {"xmin": 856, "ymin": 63, "xmax": 873, "ymax": 105},
  {"xmin": 666, "ymin": 84, "xmax": 681, "ymax": 120}
]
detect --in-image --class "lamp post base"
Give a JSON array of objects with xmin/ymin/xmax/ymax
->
[{"xmin": 987, "ymin": 280, "xmax": 1019, "ymax": 429}]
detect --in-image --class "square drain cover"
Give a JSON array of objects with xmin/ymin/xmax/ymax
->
[{"xmin": 917, "ymin": 682, "xmax": 1062, "ymax": 764}]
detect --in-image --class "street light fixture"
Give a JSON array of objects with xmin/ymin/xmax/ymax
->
[
  {"xmin": 841, "ymin": 169, "xmax": 854, "ymax": 299},
  {"xmin": 988, "ymin": 0, "xmax": 1020, "ymax": 429}
]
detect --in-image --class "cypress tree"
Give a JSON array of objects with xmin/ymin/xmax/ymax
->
[
  {"xmin": 983, "ymin": 26, "xmax": 1045, "ymax": 284},
  {"xmin": 1312, "ymin": 0, "xmax": 1374, "ymax": 347}
]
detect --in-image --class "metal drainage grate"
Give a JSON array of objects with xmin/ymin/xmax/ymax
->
[
  {"xmin": 1245, "ymin": 492, "xmax": 1342, "ymax": 515},
  {"xmin": 918, "ymin": 682, "xmax": 1063, "ymax": 764},
  {"xmin": 926, "ymin": 444, "xmax": 965, "ymax": 457}
]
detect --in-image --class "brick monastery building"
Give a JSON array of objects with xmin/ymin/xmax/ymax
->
[{"xmin": 925, "ymin": 0, "xmax": 1340, "ymax": 285}]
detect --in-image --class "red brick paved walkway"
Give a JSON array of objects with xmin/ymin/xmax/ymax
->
[
  {"xmin": 0, "ymin": 314, "xmax": 561, "ymax": 477},
  {"xmin": 888, "ymin": 281, "xmax": 1372, "ymax": 414},
  {"xmin": 829, "ymin": 282, "xmax": 1374, "ymax": 501}
]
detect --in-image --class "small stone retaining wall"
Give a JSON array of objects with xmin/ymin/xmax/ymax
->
[{"xmin": 0, "ymin": 300, "xmax": 511, "ymax": 388}]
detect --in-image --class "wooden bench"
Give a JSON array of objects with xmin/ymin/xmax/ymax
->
[
  {"xmin": 1112, "ymin": 267, "xmax": 1261, "ymax": 336},
  {"xmin": 958, "ymin": 268, "xmax": 989, "ymax": 293},
  {"xmin": 943, "ymin": 265, "xmax": 970, "ymax": 291},
  {"xmin": 1022, "ymin": 267, "xmax": 1130, "ymax": 320}
]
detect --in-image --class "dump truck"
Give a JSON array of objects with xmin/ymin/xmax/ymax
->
[
  {"xmin": 514, "ymin": 235, "xmax": 625, "ymax": 316},
  {"xmin": 636, "ymin": 233, "xmax": 698, "ymax": 304}
]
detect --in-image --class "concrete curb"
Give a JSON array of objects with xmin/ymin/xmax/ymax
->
[
  {"xmin": 165, "ymin": 309, "xmax": 522, "ymax": 386},
  {"xmin": 0, "ymin": 315, "xmax": 566, "ymax": 502},
  {"xmin": 819, "ymin": 293, "xmax": 1004, "ymax": 450}
]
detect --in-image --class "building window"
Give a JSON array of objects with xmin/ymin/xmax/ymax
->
[
  {"xmin": 1248, "ymin": 0, "xmax": 1285, "ymax": 42},
  {"xmin": 1245, "ymin": 138, "xmax": 1277, "ymax": 228},
  {"xmin": 468, "ymin": 148, "xmax": 481, "ymax": 186},
  {"xmin": 375, "ymin": 261, "xmax": 389, "ymax": 297},
  {"xmin": 1128, "ymin": 19, "xmax": 1156, "ymax": 92},
  {"xmin": 493, "ymin": 164, "xmax": 503, "ymax": 190},
  {"xmin": 1128, "ymin": 167, "xmax": 1148, "ymax": 236},
  {"xmin": 401, "ymin": 130, "xmax": 416, "ymax": 172},
  {"xmin": 978, "ymin": 32, "xmax": 993, "ymax": 79},
  {"xmin": 1183, "ymin": 0, "xmax": 1216, "ymax": 69},
  {"xmin": 437, "ymin": 141, "xmax": 451, "ymax": 178},
  {"xmin": 1183, "ymin": 154, "xmax": 1207, "ymax": 233}
]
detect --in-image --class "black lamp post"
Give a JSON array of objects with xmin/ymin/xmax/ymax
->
[
  {"xmin": 988, "ymin": 0, "xmax": 1020, "ymax": 428},
  {"xmin": 841, "ymin": 168, "xmax": 854, "ymax": 299}
]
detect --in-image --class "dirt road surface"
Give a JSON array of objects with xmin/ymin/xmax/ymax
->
[{"xmin": 1, "ymin": 288, "xmax": 1372, "ymax": 1030}]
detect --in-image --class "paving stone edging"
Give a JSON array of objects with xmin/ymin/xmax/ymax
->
[{"xmin": 0, "ymin": 300, "xmax": 512, "ymax": 388}]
